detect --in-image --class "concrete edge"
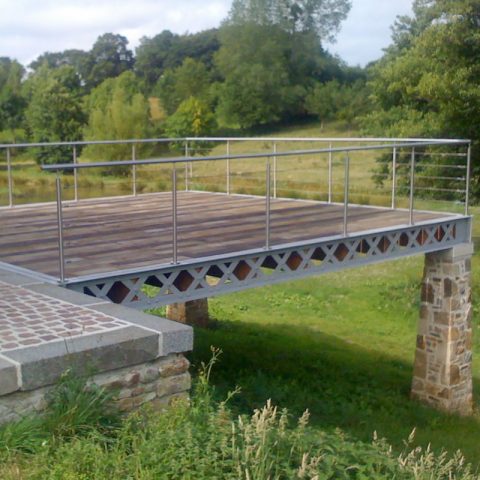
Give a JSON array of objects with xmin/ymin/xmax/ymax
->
[
  {"xmin": 434, "ymin": 242, "xmax": 474, "ymax": 261},
  {"xmin": 89, "ymin": 302, "xmax": 194, "ymax": 356},
  {"xmin": 2, "ymin": 326, "xmax": 160, "ymax": 391},
  {"xmin": 0, "ymin": 268, "xmax": 44, "ymax": 287},
  {"xmin": 0, "ymin": 269, "xmax": 193, "ymax": 393},
  {"xmin": 0, "ymin": 356, "xmax": 19, "ymax": 395}
]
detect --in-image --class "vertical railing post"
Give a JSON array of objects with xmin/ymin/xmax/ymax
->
[
  {"xmin": 343, "ymin": 153, "xmax": 349, "ymax": 237},
  {"xmin": 132, "ymin": 144, "xmax": 137, "ymax": 196},
  {"xmin": 73, "ymin": 146, "xmax": 78, "ymax": 202},
  {"xmin": 391, "ymin": 146, "xmax": 397, "ymax": 209},
  {"xmin": 6, "ymin": 147, "xmax": 13, "ymax": 207},
  {"xmin": 184, "ymin": 141, "xmax": 189, "ymax": 191},
  {"xmin": 465, "ymin": 143, "xmax": 471, "ymax": 216},
  {"xmin": 172, "ymin": 166, "xmax": 178, "ymax": 264},
  {"xmin": 409, "ymin": 147, "xmax": 416, "ymax": 225},
  {"xmin": 328, "ymin": 142, "xmax": 333, "ymax": 203},
  {"xmin": 55, "ymin": 172, "xmax": 66, "ymax": 284},
  {"xmin": 273, "ymin": 142, "xmax": 277, "ymax": 199},
  {"xmin": 265, "ymin": 161, "xmax": 271, "ymax": 249},
  {"xmin": 226, "ymin": 140, "xmax": 231, "ymax": 194}
]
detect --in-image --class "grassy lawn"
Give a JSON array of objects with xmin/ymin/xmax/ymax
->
[{"xmin": 184, "ymin": 245, "xmax": 480, "ymax": 465}]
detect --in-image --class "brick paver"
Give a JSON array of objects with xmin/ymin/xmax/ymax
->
[{"xmin": 0, "ymin": 281, "xmax": 127, "ymax": 352}]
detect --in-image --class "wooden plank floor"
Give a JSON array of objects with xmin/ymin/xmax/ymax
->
[{"xmin": 0, "ymin": 191, "xmax": 451, "ymax": 278}]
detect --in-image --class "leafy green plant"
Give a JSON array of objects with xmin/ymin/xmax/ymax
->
[
  {"xmin": 0, "ymin": 368, "xmax": 120, "ymax": 458},
  {"xmin": 42, "ymin": 369, "xmax": 121, "ymax": 439}
]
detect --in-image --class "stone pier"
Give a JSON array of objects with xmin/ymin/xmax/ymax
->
[
  {"xmin": 411, "ymin": 243, "xmax": 474, "ymax": 415},
  {"xmin": 166, "ymin": 298, "xmax": 209, "ymax": 328}
]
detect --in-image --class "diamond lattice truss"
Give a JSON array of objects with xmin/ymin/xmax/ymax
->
[{"xmin": 68, "ymin": 219, "xmax": 470, "ymax": 309}]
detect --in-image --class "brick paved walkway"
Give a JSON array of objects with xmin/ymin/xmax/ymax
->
[
  {"xmin": 0, "ymin": 281, "xmax": 127, "ymax": 352},
  {"xmin": 0, "ymin": 267, "xmax": 192, "ymax": 398}
]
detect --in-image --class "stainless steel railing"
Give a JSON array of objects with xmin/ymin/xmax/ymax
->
[
  {"xmin": 0, "ymin": 136, "xmax": 470, "ymax": 207},
  {"xmin": 0, "ymin": 137, "xmax": 471, "ymax": 282}
]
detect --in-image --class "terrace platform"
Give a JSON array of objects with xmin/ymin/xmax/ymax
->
[
  {"xmin": 0, "ymin": 137, "xmax": 474, "ymax": 415},
  {"xmin": 0, "ymin": 191, "xmax": 470, "ymax": 309}
]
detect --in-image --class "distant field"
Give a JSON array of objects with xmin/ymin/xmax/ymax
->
[{"xmin": 0, "ymin": 121, "xmax": 467, "ymax": 214}]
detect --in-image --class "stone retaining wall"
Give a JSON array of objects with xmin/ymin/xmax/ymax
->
[
  {"xmin": 0, "ymin": 267, "xmax": 193, "ymax": 425},
  {"xmin": 0, "ymin": 353, "xmax": 191, "ymax": 424}
]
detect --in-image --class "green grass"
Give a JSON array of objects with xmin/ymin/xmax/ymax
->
[
  {"xmin": 0, "ymin": 369, "xmax": 120, "ymax": 458},
  {"xmin": 1, "ymin": 354, "xmax": 477, "ymax": 479},
  {"xmin": 176, "ymin": 244, "xmax": 480, "ymax": 466}
]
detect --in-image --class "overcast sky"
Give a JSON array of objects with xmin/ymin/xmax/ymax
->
[{"xmin": 0, "ymin": 0, "xmax": 413, "ymax": 67}]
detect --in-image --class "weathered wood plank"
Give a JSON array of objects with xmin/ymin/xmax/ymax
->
[{"xmin": 0, "ymin": 192, "xmax": 450, "ymax": 277}]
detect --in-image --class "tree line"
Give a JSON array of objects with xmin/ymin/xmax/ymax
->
[
  {"xmin": 0, "ymin": 0, "xmax": 363, "ymax": 164},
  {"xmin": 0, "ymin": 0, "xmax": 478, "ymax": 195}
]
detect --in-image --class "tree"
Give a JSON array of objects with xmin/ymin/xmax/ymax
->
[
  {"xmin": 29, "ymin": 36, "xmax": 134, "ymax": 91},
  {"xmin": 85, "ymin": 33, "xmax": 134, "ymax": 89},
  {"xmin": 305, "ymin": 79, "xmax": 369, "ymax": 126},
  {"xmin": 0, "ymin": 57, "xmax": 26, "ymax": 135},
  {"xmin": 135, "ymin": 30, "xmax": 176, "ymax": 89},
  {"xmin": 164, "ymin": 97, "xmax": 217, "ymax": 139},
  {"xmin": 216, "ymin": 24, "xmax": 296, "ymax": 128},
  {"xmin": 363, "ymin": 0, "xmax": 480, "ymax": 197},
  {"xmin": 135, "ymin": 29, "xmax": 220, "ymax": 92},
  {"xmin": 216, "ymin": 0, "xmax": 351, "ymax": 128},
  {"xmin": 24, "ymin": 65, "xmax": 86, "ymax": 165},
  {"xmin": 227, "ymin": 0, "xmax": 351, "ymax": 41},
  {"xmin": 388, "ymin": 0, "xmax": 439, "ymax": 54},
  {"xmin": 29, "ymin": 49, "xmax": 91, "ymax": 85},
  {"xmin": 82, "ymin": 71, "xmax": 152, "ymax": 169},
  {"xmin": 155, "ymin": 58, "xmax": 212, "ymax": 115}
]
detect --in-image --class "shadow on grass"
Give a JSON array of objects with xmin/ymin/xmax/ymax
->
[{"xmin": 188, "ymin": 319, "xmax": 480, "ymax": 465}]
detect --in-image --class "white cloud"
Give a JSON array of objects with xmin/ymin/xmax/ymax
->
[
  {"xmin": 0, "ymin": 0, "xmax": 230, "ymax": 64},
  {"xmin": 326, "ymin": 0, "xmax": 414, "ymax": 66},
  {"xmin": 0, "ymin": 0, "xmax": 413, "ymax": 66}
]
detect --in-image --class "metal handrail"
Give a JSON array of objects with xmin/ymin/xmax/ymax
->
[
  {"xmin": 1, "ymin": 137, "xmax": 470, "ymax": 282},
  {"xmin": 41, "ymin": 140, "xmax": 470, "ymax": 172},
  {"xmin": 0, "ymin": 136, "xmax": 470, "ymax": 149}
]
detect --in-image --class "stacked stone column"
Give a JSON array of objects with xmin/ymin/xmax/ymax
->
[
  {"xmin": 166, "ymin": 298, "xmax": 209, "ymax": 328},
  {"xmin": 411, "ymin": 243, "xmax": 473, "ymax": 415}
]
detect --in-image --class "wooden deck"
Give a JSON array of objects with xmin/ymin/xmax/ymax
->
[{"xmin": 0, "ymin": 191, "xmax": 451, "ymax": 279}]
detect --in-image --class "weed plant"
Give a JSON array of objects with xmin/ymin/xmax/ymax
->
[{"xmin": 0, "ymin": 369, "xmax": 120, "ymax": 458}]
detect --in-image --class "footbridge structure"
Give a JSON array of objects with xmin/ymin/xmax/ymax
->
[{"xmin": 0, "ymin": 136, "xmax": 474, "ymax": 416}]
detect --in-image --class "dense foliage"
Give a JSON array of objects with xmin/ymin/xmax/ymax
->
[
  {"xmin": 0, "ymin": 0, "xmax": 362, "ymax": 162},
  {"xmin": 363, "ymin": 0, "xmax": 480, "ymax": 195},
  {"xmin": 23, "ymin": 64, "xmax": 86, "ymax": 165},
  {"xmin": 83, "ymin": 71, "xmax": 153, "ymax": 165},
  {"xmin": 0, "ymin": 58, "xmax": 25, "ymax": 136}
]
